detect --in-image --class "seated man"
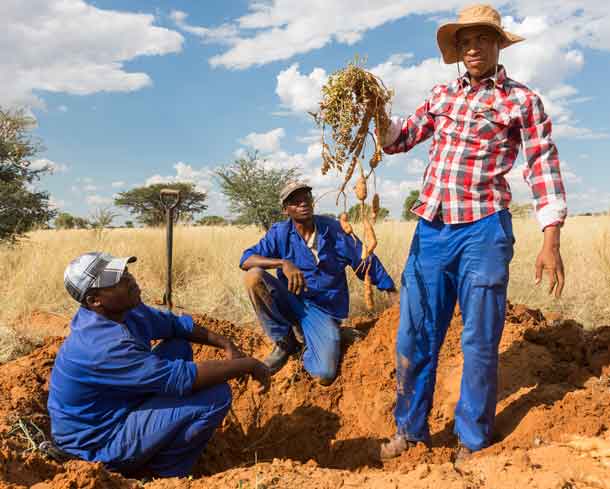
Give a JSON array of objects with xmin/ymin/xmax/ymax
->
[
  {"xmin": 240, "ymin": 181, "xmax": 397, "ymax": 386},
  {"xmin": 47, "ymin": 252, "xmax": 269, "ymax": 478}
]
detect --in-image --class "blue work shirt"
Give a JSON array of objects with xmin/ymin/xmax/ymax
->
[
  {"xmin": 240, "ymin": 215, "xmax": 395, "ymax": 319},
  {"xmin": 47, "ymin": 303, "xmax": 198, "ymax": 459}
]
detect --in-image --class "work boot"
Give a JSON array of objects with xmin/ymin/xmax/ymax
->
[
  {"xmin": 317, "ymin": 376, "xmax": 336, "ymax": 387},
  {"xmin": 264, "ymin": 337, "xmax": 298, "ymax": 375},
  {"xmin": 379, "ymin": 433, "xmax": 416, "ymax": 460},
  {"xmin": 454, "ymin": 443, "xmax": 473, "ymax": 467},
  {"xmin": 38, "ymin": 441, "xmax": 78, "ymax": 463}
]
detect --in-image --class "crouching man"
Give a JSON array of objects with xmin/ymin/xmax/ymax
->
[
  {"xmin": 240, "ymin": 181, "xmax": 397, "ymax": 386},
  {"xmin": 47, "ymin": 252, "xmax": 270, "ymax": 478}
]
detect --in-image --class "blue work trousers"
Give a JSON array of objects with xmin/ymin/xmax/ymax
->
[
  {"xmin": 244, "ymin": 268, "xmax": 341, "ymax": 380},
  {"xmin": 395, "ymin": 210, "xmax": 514, "ymax": 451},
  {"xmin": 96, "ymin": 338, "xmax": 232, "ymax": 477}
]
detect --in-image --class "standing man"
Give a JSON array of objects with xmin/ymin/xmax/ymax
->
[
  {"xmin": 47, "ymin": 252, "xmax": 270, "ymax": 478},
  {"xmin": 240, "ymin": 182, "xmax": 397, "ymax": 386},
  {"xmin": 379, "ymin": 4, "xmax": 567, "ymax": 460}
]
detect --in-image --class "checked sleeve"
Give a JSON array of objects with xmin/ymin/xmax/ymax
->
[{"xmin": 520, "ymin": 94, "xmax": 567, "ymax": 230}]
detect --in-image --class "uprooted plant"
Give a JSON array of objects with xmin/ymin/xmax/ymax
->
[{"xmin": 312, "ymin": 58, "xmax": 393, "ymax": 309}]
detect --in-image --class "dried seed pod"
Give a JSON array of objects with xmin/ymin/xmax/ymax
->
[
  {"xmin": 354, "ymin": 176, "xmax": 367, "ymax": 201},
  {"xmin": 369, "ymin": 148, "xmax": 382, "ymax": 170}
]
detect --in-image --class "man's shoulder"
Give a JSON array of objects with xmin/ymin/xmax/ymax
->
[
  {"xmin": 504, "ymin": 76, "xmax": 541, "ymax": 103},
  {"xmin": 265, "ymin": 219, "xmax": 291, "ymax": 239}
]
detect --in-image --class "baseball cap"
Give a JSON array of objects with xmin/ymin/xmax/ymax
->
[
  {"xmin": 64, "ymin": 252, "xmax": 137, "ymax": 303},
  {"xmin": 279, "ymin": 181, "xmax": 312, "ymax": 206}
]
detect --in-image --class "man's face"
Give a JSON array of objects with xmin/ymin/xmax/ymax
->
[
  {"xmin": 457, "ymin": 26, "xmax": 500, "ymax": 79},
  {"xmin": 86, "ymin": 268, "xmax": 142, "ymax": 314},
  {"xmin": 283, "ymin": 188, "xmax": 314, "ymax": 222}
]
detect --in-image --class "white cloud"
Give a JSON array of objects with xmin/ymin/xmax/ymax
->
[
  {"xmin": 84, "ymin": 184, "xmax": 98, "ymax": 192},
  {"xmin": 276, "ymin": 63, "xmax": 327, "ymax": 114},
  {"xmin": 145, "ymin": 161, "xmax": 213, "ymax": 192},
  {"xmin": 200, "ymin": 0, "xmax": 468, "ymax": 70},
  {"xmin": 170, "ymin": 10, "xmax": 239, "ymax": 45},
  {"xmin": 30, "ymin": 158, "xmax": 69, "ymax": 174},
  {"xmin": 1, "ymin": 0, "xmax": 183, "ymax": 108},
  {"xmin": 371, "ymin": 56, "xmax": 455, "ymax": 116},
  {"xmin": 111, "ymin": 181, "xmax": 126, "ymax": 188},
  {"xmin": 144, "ymin": 162, "xmax": 229, "ymax": 216},
  {"xmin": 239, "ymin": 128, "xmax": 286, "ymax": 153},
  {"xmin": 275, "ymin": 10, "xmax": 607, "ymax": 144},
  {"xmin": 58, "ymin": 105, "xmax": 68, "ymax": 113},
  {"xmin": 196, "ymin": 1, "xmax": 610, "ymax": 70},
  {"xmin": 86, "ymin": 195, "xmax": 113, "ymax": 206}
]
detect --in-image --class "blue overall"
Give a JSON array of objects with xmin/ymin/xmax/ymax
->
[
  {"xmin": 240, "ymin": 215, "xmax": 395, "ymax": 380},
  {"xmin": 395, "ymin": 210, "xmax": 514, "ymax": 450},
  {"xmin": 245, "ymin": 268, "xmax": 343, "ymax": 380},
  {"xmin": 48, "ymin": 304, "xmax": 232, "ymax": 477}
]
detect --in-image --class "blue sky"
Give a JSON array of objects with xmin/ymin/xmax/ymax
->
[{"xmin": 5, "ymin": 0, "xmax": 609, "ymax": 221}]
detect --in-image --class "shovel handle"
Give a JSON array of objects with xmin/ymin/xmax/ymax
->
[{"xmin": 160, "ymin": 189, "xmax": 181, "ymax": 210}]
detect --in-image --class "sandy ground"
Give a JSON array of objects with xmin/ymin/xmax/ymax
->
[{"xmin": 1, "ymin": 303, "xmax": 609, "ymax": 488}]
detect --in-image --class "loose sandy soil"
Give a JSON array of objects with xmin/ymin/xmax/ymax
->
[{"xmin": 1, "ymin": 304, "xmax": 609, "ymax": 488}]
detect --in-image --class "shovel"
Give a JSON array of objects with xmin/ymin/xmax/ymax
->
[{"xmin": 160, "ymin": 188, "xmax": 181, "ymax": 310}]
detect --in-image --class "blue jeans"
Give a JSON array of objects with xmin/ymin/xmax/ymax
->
[
  {"xmin": 96, "ymin": 338, "xmax": 232, "ymax": 477},
  {"xmin": 395, "ymin": 210, "xmax": 514, "ymax": 451},
  {"xmin": 244, "ymin": 268, "xmax": 341, "ymax": 380}
]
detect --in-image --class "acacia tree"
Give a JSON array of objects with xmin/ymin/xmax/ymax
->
[
  {"xmin": 402, "ymin": 190, "xmax": 420, "ymax": 221},
  {"xmin": 215, "ymin": 152, "xmax": 299, "ymax": 230},
  {"xmin": 55, "ymin": 212, "xmax": 75, "ymax": 229},
  {"xmin": 114, "ymin": 182, "xmax": 207, "ymax": 226},
  {"xmin": 0, "ymin": 109, "xmax": 56, "ymax": 242}
]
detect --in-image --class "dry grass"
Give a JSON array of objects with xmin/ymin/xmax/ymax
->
[{"xmin": 1, "ymin": 215, "xmax": 609, "ymax": 347}]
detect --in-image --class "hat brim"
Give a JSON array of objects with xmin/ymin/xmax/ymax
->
[
  {"xmin": 92, "ymin": 255, "xmax": 137, "ymax": 289},
  {"xmin": 281, "ymin": 184, "xmax": 312, "ymax": 205},
  {"xmin": 437, "ymin": 21, "xmax": 525, "ymax": 64}
]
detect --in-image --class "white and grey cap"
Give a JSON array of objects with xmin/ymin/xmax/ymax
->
[
  {"xmin": 64, "ymin": 252, "xmax": 137, "ymax": 302},
  {"xmin": 279, "ymin": 181, "xmax": 312, "ymax": 206}
]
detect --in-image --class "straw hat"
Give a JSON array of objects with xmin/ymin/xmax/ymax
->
[{"xmin": 437, "ymin": 4, "xmax": 524, "ymax": 64}]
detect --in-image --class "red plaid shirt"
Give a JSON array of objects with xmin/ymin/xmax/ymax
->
[{"xmin": 383, "ymin": 66, "xmax": 567, "ymax": 229}]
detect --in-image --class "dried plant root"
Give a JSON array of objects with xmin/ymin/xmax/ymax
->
[
  {"xmin": 313, "ymin": 57, "xmax": 393, "ymax": 182},
  {"xmin": 339, "ymin": 212, "xmax": 353, "ymax": 235},
  {"xmin": 362, "ymin": 214, "xmax": 377, "ymax": 257},
  {"xmin": 364, "ymin": 261, "xmax": 374, "ymax": 310},
  {"xmin": 354, "ymin": 175, "xmax": 368, "ymax": 201},
  {"xmin": 371, "ymin": 193, "xmax": 380, "ymax": 222},
  {"xmin": 312, "ymin": 57, "xmax": 392, "ymax": 312}
]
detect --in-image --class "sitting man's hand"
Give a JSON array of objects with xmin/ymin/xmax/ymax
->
[
  {"xmin": 250, "ymin": 360, "xmax": 271, "ymax": 394},
  {"xmin": 224, "ymin": 342, "xmax": 245, "ymax": 360},
  {"xmin": 282, "ymin": 260, "xmax": 306, "ymax": 295}
]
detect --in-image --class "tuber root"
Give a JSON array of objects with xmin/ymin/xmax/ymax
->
[{"xmin": 354, "ymin": 176, "xmax": 367, "ymax": 201}]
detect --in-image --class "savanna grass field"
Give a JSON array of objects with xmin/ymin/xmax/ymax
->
[{"xmin": 1, "ymin": 214, "xmax": 609, "ymax": 363}]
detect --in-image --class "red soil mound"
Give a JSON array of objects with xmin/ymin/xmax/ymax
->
[{"xmin": 1, "ymin": 304, "xmax": 609, "ymax": 488}]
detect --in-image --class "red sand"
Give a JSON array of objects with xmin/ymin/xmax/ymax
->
[{"xmin": 1, "ymin": 303, "xmax": 609, "ymax": 488}]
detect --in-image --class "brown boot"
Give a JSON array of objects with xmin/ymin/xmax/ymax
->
[
  {"xmin": 454, "ymin": 443, "xmax": 473, "ymax": 467},
  {"xmin": 379, "ymin": 434, "xmax": 415, "ymax": 460}
]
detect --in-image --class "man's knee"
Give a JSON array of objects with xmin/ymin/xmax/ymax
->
[
  {"xmin": 194, "ymin": 383, "xmax": 232, "ymax": 419},
  {"xmin": 243, "ymin": 267, "xmax": 266, "ymax": 290}
]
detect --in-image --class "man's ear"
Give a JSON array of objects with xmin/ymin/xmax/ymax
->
[{"xmin": 84, "ymin": 291, "xmax": 102, "ymax": 309}]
